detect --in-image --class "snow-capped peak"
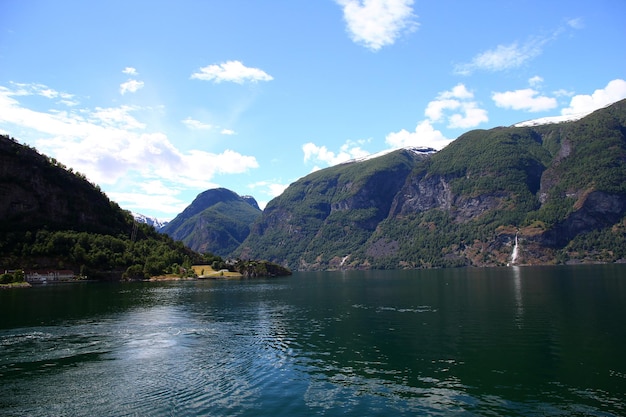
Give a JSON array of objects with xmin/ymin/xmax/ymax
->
[
  {"xmin": 132, "ymin": 212, "xmax": 169, "ymax": 230},
  {"xmin": 513, "ymin": 111, "xmax": 590, "ymax": 128},
  {"xmin": 345, "ymin": 146, "xmax": 437, "ymax": 164}
]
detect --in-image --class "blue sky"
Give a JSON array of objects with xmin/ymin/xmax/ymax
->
[{"xmin": 1, "ymin": 0, "xmax": 625, "ymax": 219}]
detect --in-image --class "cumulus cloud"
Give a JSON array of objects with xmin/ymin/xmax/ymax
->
[
  {"xmin": 385, "ymin": 120, "xmax": 450, "ymax": 149},
  {"xmin": 425, "ymin": 83, "xmax": 488, "ymax": 128},
  {"xmin": 302, "ymin": 139, "xmax": 370, "ymax": 166},
  {"xmin": 122, "ymin": 67, "xmax": 138, "ymax": 75},
  {"xmin": 385, "ymin": 83, "xmax": 487, "ymax": 150},
  {"xmin": 120, "ymin": 79, "xmax": 144, "ymax": 95},
  {"xmin": 0, "ymin": 83, "xmax": 259, "ymax": 213},
  {"xmin": 191, "ymin": 61, "xmax": 273, "ymax": 84},
  {"xmin": 336, "ymin": 0, "xmax": 418, "ymax": 51},
  {"xmin": 447, "ymin": 102, "xmax": 489, "ymax": 128},
  {"xmin": 492, "ymin": 88, "xmax": 558, "ymax": 112},
  {"xmin": 561, "ymin": 79, "xmax": 626, "ymax": 115},
  {"xmin": 220, "ymin": 129, "xmax": 236, "ymax": 135}
]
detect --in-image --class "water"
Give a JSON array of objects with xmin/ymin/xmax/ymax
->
[{"xmin": 1, "ymin": 265, "xmax": 625, "ymax": 416}]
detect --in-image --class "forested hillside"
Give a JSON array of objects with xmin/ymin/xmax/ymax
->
[{"xmin": 0, "ymin": 135, "xmax": 203, "ymax": 280}]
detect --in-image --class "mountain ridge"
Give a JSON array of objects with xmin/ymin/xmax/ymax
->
[{"xmin": 234, "ymin": 99, "xmax": 626, "ymax": 270}]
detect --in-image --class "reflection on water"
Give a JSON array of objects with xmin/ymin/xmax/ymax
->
[
  {"xmin": 1, "ymin": 265, "xmax": 626, "ymax": 416},
  {"xmin": 512, "ymin": 266, "xmax": 523, "ymax": 327}
]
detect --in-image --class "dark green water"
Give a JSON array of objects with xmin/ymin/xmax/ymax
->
[{"xmin": 1, "ymin": 265, "xmax": 625, "ymax": 416}]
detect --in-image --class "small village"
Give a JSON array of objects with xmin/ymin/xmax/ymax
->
[{"xmin": 2, "ymin": 269, "xmax": 76, "ymax": 285}]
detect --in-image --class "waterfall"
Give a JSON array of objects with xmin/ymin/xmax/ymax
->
[{"xmin": 510, "ymin": 233, "xmax": 519, "ymax": 266}]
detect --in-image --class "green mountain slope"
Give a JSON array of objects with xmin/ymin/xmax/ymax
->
[
  {"xmin": 0, "ymin": 135, "xmax": 202, "ymax": 279},
  {"xmin": 235, "ymin": 148, "xmax": 433, "ymax": 269},
  {"xmin": 160, "ymin": 188, "xmax": 261, "ymax": 256},
  {"xmin": 237, "ymin": 99, "xmax": 626, "ymax": 270}
]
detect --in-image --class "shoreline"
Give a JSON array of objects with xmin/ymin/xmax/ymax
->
[{"xmin": 0, "ymin": 282, "xmax": 32, "ymax": 290}]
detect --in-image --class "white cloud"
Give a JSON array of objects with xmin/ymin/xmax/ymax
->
[
  {"xmin": 566, "ymin": 17, "xmax": 584, "ymax": 30},
  {"xmin": 447, "ymin": 102, "xmax": 488, "ymax": 128},
  {"xmin": 425, "ymin": 84, "xmax": 487, "ymax": 129},
  {"xmin": 249, "ymin": 180, "xmax": 289, "ymax": 198},
  {"xmin": 561, "ymin": 79, "xmax": 626, "ymax": 115},
  {"xmin": 553, "ymin": 88, "xmax": 574, "ymax": 98},
  {"xmin": 455, "ymin": 38, "xmax": 546, "ymax": 75},
  {"xmin": 439, "ymin": 84, "xmax": 473, "ymax": 100},
  {"xmin": 385, "ymin": 120, "xmax": 451, "ymax": 150},
  {"xmin": 248, "ymin": 180, "xmax": 290, "ymax": 209},
  {"xmin": 108, "ymin": 191, "xmax": 189, "ymax": 216},
  {"xmin": 336, "ymin": 0, "xmax": 417, "ymax": 51},
  {"xmin": 122, "ymin": 67, "xmax": 138, "ymax": 75},
  {"xmin": 385, "ymin": 83, "xmax": 486, "ymax": 151},
  {"xmin": 182, "ymin": 117, "xmax": 212, "ymax": 130},
  {"xmin": 492, "ymin": 88, "xmax": 558, "ymax": 112},
  {"xmin": 528, "ymin": 76, "xmax": 543, "ymax": 87},
  {"xmin": 0, "ymin": 83, "xmax": 259, "ymax": 193},
  {"xmin": 90, "ymin": 105, "xmax": 146, "ymax": 130},
  {"xmin": 220, "ymin": 128, "xmax": 236, "ymax": 135},
  {"xmin": 191, "ymin": 61, "xmax": 273, "ymax": 84},
  {"xmin": 302, "ymin": 139, "xmax": 370, "ymax": 166},
  {"xmin": 120, "ymin": 79, "xmax": 144, "ymax": 95},
  {"xmin": 425, "ymin": 99, "xmax": 460, "ymax": 122},
  {"xmin": 7, "ymin": 82, "xmax": 77, "ymax": 105}
]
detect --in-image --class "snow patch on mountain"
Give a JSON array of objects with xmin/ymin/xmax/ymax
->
[
  {"xmin": 345, "ymin": 146, "xmax": 437, "ymax": 164},
  {"xmin": 132, "ymin": 212, "xmax": 169, "ymax": 230},
  {"xmin": 513, "ymin": 111, "xmax": 590, "ymax": 127}
]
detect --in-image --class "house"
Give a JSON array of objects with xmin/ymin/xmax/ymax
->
[{"xmin": 25, "ymin": 269, "xmax": 75, "ymax": 283}]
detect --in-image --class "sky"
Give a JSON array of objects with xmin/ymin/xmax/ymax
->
[{"xmin": 1, "ymin": 0, "xmax": 625, "ymax": 220}]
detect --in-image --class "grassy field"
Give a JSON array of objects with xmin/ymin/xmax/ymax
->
[{"xmin": 190, "ymin": 265, "xmax": 242, "ymax": 278}]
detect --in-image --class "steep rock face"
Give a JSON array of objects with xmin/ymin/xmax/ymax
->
[
  {"xmin": 238, "ymin": 99, "xmax": 626, "ymax": 270},
  {"xmin": 161, "ymin": 188, "xmax": 261, "ymax": 256},
  {"xmin": 540, "ymin": 191, "xmax": 626, "ymax": 247},
  {"xmin": 390, "ymin": 173, "xmax": 453, "ymax": 215}
]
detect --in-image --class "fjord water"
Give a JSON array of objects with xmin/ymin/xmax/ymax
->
[{"xmin": 1, "ymin": 265, "xmax": 625, "ymax": 416}]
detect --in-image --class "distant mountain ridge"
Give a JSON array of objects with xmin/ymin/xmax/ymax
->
[
  {"xmin": 160, "ymin": 188, "xmax": 261, "ymax": 256},
  {"xmin": 234, "ymin": 99, "xmax": 626, "ymax": 270}
]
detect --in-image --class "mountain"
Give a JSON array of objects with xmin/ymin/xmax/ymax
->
[
  {"xmin": 133, "ymin": 212, "xmax": 169, "ymax": 230},
  {"xmin": 236, "ymin": 99, "xmax": 626, "ymax": 270},
  {"xmin": 1, "ymin": 136, "xmax": 129, "ymax": 236},
  {"xmin": 235, "ymin": 147, "xmax": 433, "ymax": 269},
  {"xmin": 160, "ymin": 188, "xmax": 262, "ymax": 256},
  {"xmin": 0, "ymin": 135, "xmax": 201, "ymax": 279}
]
